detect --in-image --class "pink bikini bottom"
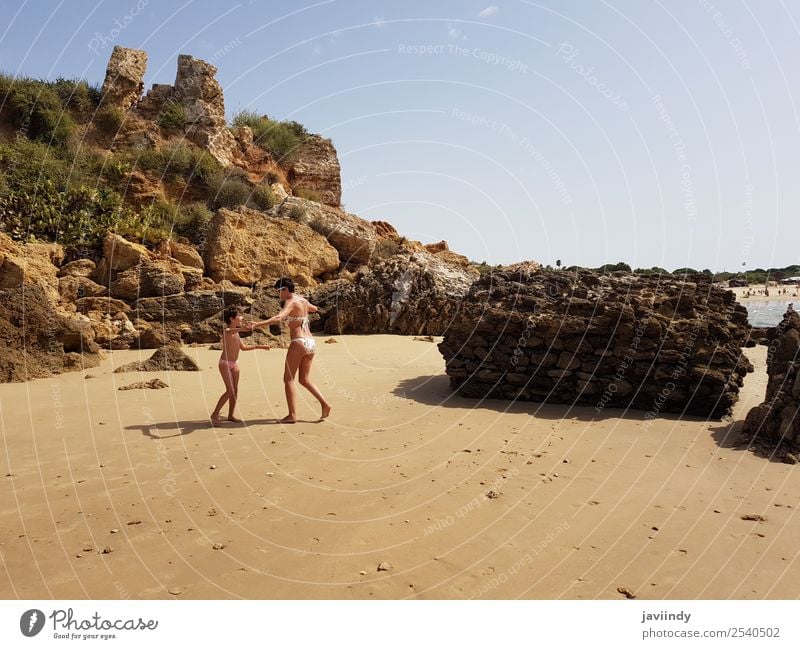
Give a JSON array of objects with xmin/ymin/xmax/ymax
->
[{"xmin": 219, "ymin": 359, "xmax": 239, "ymax": 370}]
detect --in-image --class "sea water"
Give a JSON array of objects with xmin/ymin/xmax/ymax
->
[{"xmin": 741, "ymin": 300, "xmax": 795, "ymax": 328}]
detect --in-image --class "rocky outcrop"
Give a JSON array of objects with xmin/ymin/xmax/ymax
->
[
  {"xmin": 0, "ymin": 234, "xmax": 100, "ymax": 382},
  {"xmin": 275, "ymin": 197, "xmax": 378, "ymax": 265},
  {"xmin": 97, "ymin": 232, "xmax": 151, "ymax": 278},
  {"xmin": 100, "ymin": 46, "xmax": 147, "ymax": 110},
  {"xmin": 133, "ymin": 288, "xmax": 250, "ymax": 323},
  {"xmin": 113, "ymin": 346, "xmax": 199, "ymax": 373},
  {"xmin": 172, "ymin": 55, "xmax": 237, "ymax": 166},
  {"xmin": 438, "ymin": 268, "xmax": 753, "ymax": 419},
  {"xmin": 110, "ymin": 260, "xmax": 187, "ymax": 301},
  {"xmin": 58, "ymin": 275, "xmax": 108, "ymax": 303},
  {"xmin": 288, "ymin": 135, "xmax": 341, "ymax": 208},
  {"xmin": 58, "ymin": 259, "xmax": 96, "ymax": 278},
  {"xmin": 157, "ymin": 240, "xmax": 204, "ymax": 270},
  {"xmin": 741, "ymin": 307, "xmax": 800, "ymax": 455},
  {"xmin": 312, "ymin": 250, "xmax": 479, "ymax": 335},
  {"xmin": 103, "ymin": 48, "xmax": 236, "ymax": 165},
  {"xmin": 203, "ymin": 206, "xmax": 339, "ymax": 286}
]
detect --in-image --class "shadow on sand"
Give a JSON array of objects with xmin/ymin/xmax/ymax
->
[
  {"xmin": 125, "ymin": 417, "xmax": 324, "ymax": 440},
  {"xmin": 392, "ymin": 374, "xmax": 711, "ymax": 425},
  {"xmin": 708, "ymin": 419, "xmax": 791, "ymax": 464}
]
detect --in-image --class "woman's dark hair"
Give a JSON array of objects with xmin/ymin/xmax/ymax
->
[
  {"xmin": 274, "ymin": 277, "xmax": 295, "ymax": 293},
  {"xmin": 222, "ymin": 307, "xmax": 240, "ymax": 324}
]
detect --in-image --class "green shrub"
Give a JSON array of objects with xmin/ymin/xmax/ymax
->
[
  {"xmin": 250, "ymin": 184, "xmax": 276, "ymax": 210},
  {"xmin": 173, "ymin": 202, "xmax": 213, "ymax": 243},
  {"xmin": 157, "ymin": 101, "xmax": 187, "ymax": 134},
  {"xmin": 129, "ymin": 142, "xmax": 221, "ymax": 183},
  {"xmin": 231, "ymin": 110, "xmax": 306, "ymax": 163},
  {"xmin": 0, "ymin": 181, "xmax": 133, "ymax": 246},
  {"xmin": 93, "ymin": 106, "xmax": 124, "ymax": 137},
  {"xmin": 0, "ymin": 139, "xmax": 86, "ymax": 192},
  {"xmin": 50, "ymin": 78, "xmax": 100, "ymax": 114},
  {"xmin": 3, "ymin": 77, "xmax": 76, "ymax": 147},
  {"xmin": 114, "ymin": 199, "xmax": 173, "ymax": 244},
  {"xmin": 287, "ymin": 204, "xmax": 305, "ymax": 221},
  {"xmin": 207, "ymin": 170, "xmax": 251, "ymax": 209}
]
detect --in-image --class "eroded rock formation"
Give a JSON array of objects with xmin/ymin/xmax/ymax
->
[
  {"xmin": 203, "ymin": 206, "xmax": 339, "ymax": 286},
  {"xmin": 275, "ymin": 197, "xmax": 378, "ymax": 265},
  {"xmin": 312, "ymin": 250, "xmax": 479, "ymax": 335},
  {"xmin": 100, "ymin": 46, "xmax": 147, "ymax": 110},
  {"xmin": 741, "ymin": 307, "xmax": 800, "ymax": 456},
  {"xmin": 288, "ymin": 135, "xmax": 342, "ymax": 208},
  {"xmin": 438, "ymin": 268, "xmax": 753, "ymax": 419},
  {"xmin": 172, "ymin": 54, "xmax": 237, "ymax": 166},
  {"xmin": 0, "ymin": 234, "xmax": 100, "ymax": 382}
]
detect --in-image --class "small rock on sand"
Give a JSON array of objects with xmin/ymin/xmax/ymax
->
[
  {"xmin": 212, "ymin": 543, "xmax": 226, "ymax": 550},
  {"xmin": 168, "ymin": 587, "xmax": 184, "ymax": 595},
  {"xmin": 113, "ymin": 346, "xmax": 199, "ymax": 373},
  {"xmin": 485, "ymin": 489, "xmax": 501, "ymax": 499},
  {"xmin": 325, "ymin": 338, "xmax": 338, "ymax": 344},
  {"xmin": 740, "ymin": 514, "xmax": 768, "ymax": 522},
  {"xmin": 413, "ymin": 335, "xmax": 435, "ymax": 342},
  {"xmin": 377, "ymin": 561, "xmax": 392, "ymax": 572},
  {"xmin": 617, "ymin": 586, "xmax": 636, "ymax": 599},
  {"xmin": 118, "ymin": 378, "xmax": 169, "ymax": 390}
]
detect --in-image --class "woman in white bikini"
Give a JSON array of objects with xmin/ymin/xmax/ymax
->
[{"xmin": 252, "ymin": 277, "xmax": 331, "ymax": 423}]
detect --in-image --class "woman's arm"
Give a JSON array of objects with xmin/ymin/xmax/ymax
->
[{"xmin": 251, "ymin": 302, "xmax": 294, "ymax": 329}]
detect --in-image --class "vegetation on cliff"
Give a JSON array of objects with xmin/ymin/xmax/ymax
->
[{"xmin": 0, "ymin": 72, "xmax": 298, "ymax": 253}]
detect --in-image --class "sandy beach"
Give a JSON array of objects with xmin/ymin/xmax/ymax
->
[
  {"xmin": 0, "ymin": 336, "xmax": 797, "ymax": 600},
  {"xmin": 730, "ymin": 286, "xmax": 799, "ymax": 303}
]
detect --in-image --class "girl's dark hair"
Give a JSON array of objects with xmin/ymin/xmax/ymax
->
[
  {"xmin": 223, "ymin": 307, "xmax": 240, "ymax": 324},
  {"xmin": 274, "ymin": 277, "xmax": 295, "ymax": 293}
]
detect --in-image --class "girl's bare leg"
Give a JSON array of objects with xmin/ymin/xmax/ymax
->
[
  {"xmin": 227, "ymin": 366, "xmax": 242, "ymax": 421},
  {"xmin": 281, "ymin": 344, "xmax": 304, "ymax": 423},
  {"xmin": 298, "ymin": 354, "xmax": 331, "ymax": 419},
  {"xmin": 211, "ymin": 365, "xmax": 235, "ymax": 425}
]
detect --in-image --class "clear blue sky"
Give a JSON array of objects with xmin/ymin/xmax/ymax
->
[{"xmin": 2, "ymin": 0, "xmax": 798, "ymax": 271}]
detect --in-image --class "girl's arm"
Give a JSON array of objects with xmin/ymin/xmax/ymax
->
[{"xmin": 239, "ymin": 340, "xmax": 271, "ymax": 351}]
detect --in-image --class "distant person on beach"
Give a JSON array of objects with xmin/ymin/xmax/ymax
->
[
  {"xmin": 251, "ymin": 278, "xmax": 331, "ymax": 423},
  {"xmin": 210, "ymin": 307, "xmax": 271, "ymax": 426}
]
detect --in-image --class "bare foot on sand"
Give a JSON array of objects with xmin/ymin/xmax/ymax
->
[
  {"xmin": 227, "ymin": 416, "xmax": 244, "ymax": 423},
  {"xmin": 211, "ymin": 416, "xmax": 222, "ymax": 426},
  {"xmin": 320, "ymin": 405, "xmax": 331, "ymax": 420},
  {"xmin": 280, "ymin": 415, "xmax": 296, "ymax": 424}
]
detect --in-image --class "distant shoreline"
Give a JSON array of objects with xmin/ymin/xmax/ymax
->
[{"xmin": 728, "ymin": 285, "xmax": 798, "ymax": 303}]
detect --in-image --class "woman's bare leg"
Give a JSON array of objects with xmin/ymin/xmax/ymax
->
[
  {"xmin": 211, "ymin": 365, "xmax": 235, "ymax": 425},
  {"xmin": 298, "ymin": 354, "xmax": 331, "ymax": 419},
  {"xmin": 281, "ymin": 343, "xmax": 304, "ymax": 423}
]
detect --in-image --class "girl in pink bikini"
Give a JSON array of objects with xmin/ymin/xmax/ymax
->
[
  {"xmin": 210, "ymin": 307, "xmax": 271, "ymax": 426},
  {"xmin": 252, "ymin": 277, "xmax": 331, "ymax": 423}
]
